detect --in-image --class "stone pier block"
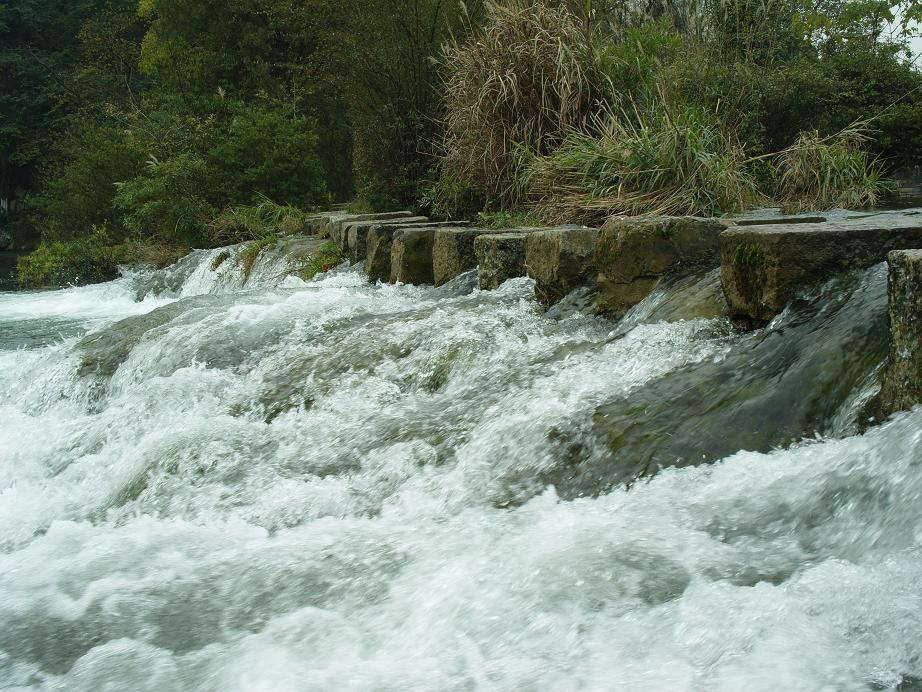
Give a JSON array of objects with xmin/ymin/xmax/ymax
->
[
  {"xmin": 720, "ymin": 214, "xmax": 922, "ymax": 324},
  {"xmin": 594, "ymin": 216, "xmax": 727, "ymax": 318},
  {"xmin": 390, "ymin": 229, "xmax": 437, "ymax": 284},
  {"xmin": 525, "ymin": 227, "xmax": 599, "ymax": 305},
  {"xmin": 872, "ymin": 249, "xmax": 922, "ymax": 417},
  {"xmin": 432, "ymin": 228, "xmax": 496, "ymax": 286}
]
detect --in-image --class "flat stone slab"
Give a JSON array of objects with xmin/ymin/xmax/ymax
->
[
  {"xmin": 594, "ymin": 216, "xmax": 727, "ymax": 318},
  {"xmin": 734, "ymin": 216, "xmax": 826, "ymax": 226},
  {"xmin": 320, "ymin": 210, "xmax": 417, "ymax": 240},
  {"xmin": 391, "ymin": 228, "xmax": 437, "ymax": 284},
  {"xmin": 341, "ymin": 217, "xmax": 427, "ymax": 261},
  {"xmin": 720, "ymin": 214, "xmax": 922, "ymax": 323},
  {"xmin": 473, "ymin": 229, "xmax": 546, "ymax": 290},
  {"xmin": 526, "ymin": 227, "xmax": 599, "ymax": 305},
  {"xmin": 432, "ymin": 228, "xmax": 496, "ymax": 286}
]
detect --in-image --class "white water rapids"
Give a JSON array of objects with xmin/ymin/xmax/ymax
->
[{"xmin": 0, "ymin": 247, "xmax": 920, "ymax": 690}]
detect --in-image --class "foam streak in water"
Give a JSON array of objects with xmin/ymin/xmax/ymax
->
[{"xmin": 0, "ymin": 251, "xmax": 919, "ymax": 691}]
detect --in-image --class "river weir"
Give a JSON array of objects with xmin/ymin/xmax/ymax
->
[{"xmin": 1, "ymin": 246, "xmax": 921, "ymax": 690}]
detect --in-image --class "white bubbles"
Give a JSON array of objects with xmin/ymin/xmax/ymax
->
[{"xmin": 0, "ymin": 251, "xmax": 920, "ymax": 690}]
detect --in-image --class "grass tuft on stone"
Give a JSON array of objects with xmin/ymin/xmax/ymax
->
[{"xmin": 774, "ymin": 123, "xmax": 895, "ymax": 213}]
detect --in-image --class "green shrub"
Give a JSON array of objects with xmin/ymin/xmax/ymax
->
[
  {"xmin": 297, "ymin": 240, "xmax": 343, "ymax": 280},
  {"xmin": 208, "ymin": 104, "xmax": 330, "ymax": 210},
  {"xmin": 210, "ymin": 250, "xmax": 231, "ymax": 270},
  {"xmin": 208, "ymin": 196, "xmax": 308, "ymax": 245},
  {"xmin": 113, "ymin": 153, "xmax": 216, "ymax": 245},
  {"xmin": 17, "ymin": 226, "xmax": 186, "ymax": 288},
  {"xmin": 417, "ymin": 174, "xmax": 481, "ymax": 220},
  {"xmin": 237, "ymin": 234, "xmax": 279, "ymax": 281},
  {"xmin": 28, "ymin": 118, "xmax": 146, "ymax": 242}
]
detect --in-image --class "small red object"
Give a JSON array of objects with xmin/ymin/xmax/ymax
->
[{"xmin": 322, "ymin": 264, "xmax": 331, "ymax": 272}]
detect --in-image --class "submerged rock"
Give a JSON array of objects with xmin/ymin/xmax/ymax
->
[
  {"xmin": 720, "ymin": 213, "xmax": 922, "ymax": 324},
  {"xmin": 869, "ymin": 249, "xmax": 922, "ymax": 418},
  {"xmin": 556, "ymin": 266, "xmax": 888, "ymax": 496},
  {"xmin": 594, "ymin": 216, "xmax": 727, "ymax": 319},
  {"xmin": 76, "ymin": 295, "xmax": 225, "ymax": 377},
  {"xmin": 526, "ymin": 227, "xmax": 599, "ymax": 306}
]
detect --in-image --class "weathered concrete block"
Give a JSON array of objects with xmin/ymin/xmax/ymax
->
[
  {"xmin": 304, "ymin": 213, "xmax": 329, "ymax": 235},
  {"xmin": 526, "ymin": 227, "xmax": 599, "ymax": 305},
  {"xmin": 474, "ymin": 233, "xmax": 533, "ymax": 290},
  {"xmin": 594, "ymin": 216, "xmax": 727, "ymax": 318},
  {"xmin": 343, "ymin": 217, "xmax": 427, "ymax": 262},
  {"xmin": 364, "ymin": 222, "xmax": 466, "ymax": 280},
  {"xmin": 720, "ymin": 215, "xmax": 922, "ymax": 324},
  {"xmin": 366, "ymin": 224, "xmax": 406, "ymax": 283},
  {"xmin": 871, "ymin": 249, "xmax": 922, "ymax": 418},
  {"xmin": 323, "ymin": 211, "xmax": 417, "ymax": 242},
  {"xmin": 432, "ymin": 228, "xmax": 497, "ymax": 286},
  {"xmin": 391, "ymin": 228, "xmax": 437, "ymax": 284}
]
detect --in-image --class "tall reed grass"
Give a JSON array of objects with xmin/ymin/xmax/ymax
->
[
  {"xmin": 438, "ymin": 0, "xmax": 608, "ymax": 208},
  {"xmin": 523, "ymin": 106, "xmax": 761, "ymax": 224},
  {"xmin": 774, "ymin": 123, "xmax": 894, "ymax": 212}
]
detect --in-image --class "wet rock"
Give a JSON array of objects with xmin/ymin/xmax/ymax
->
[
  {"xmin": 474, "ymin": 232, "xmax": 535, "ymax": 290},
  {"xmin": 526, "ymin": 227, "xmax": 599, "ymax": 306},
  {"xmin": 553, "ymin": 267, "xmax": 888, "ymax": 496},
  {"xmin": 391, "ymin": 228, "xmax": 437, "ymax": 284},
  {"xmin": 432, "ymin": 228, "xmax": 495, "ymax": 286},
  {"xmin": 720, "ymin": 214, "xmax": 922, "ymax": 324},
  {"xmin": 342, "ymin": 217, "xmax": 427, "ymax": 262},
  {"xmin": 870, "ymin": 249, "xmax": 922, "ymax": 418},
  {"xmin": 594, "ymin": 216, "xmax": 727, "ymax": 319},
  {"xmin": 275, "ymin": 235, "xmax": 326, "ymax": 264},
  {"xmin": 76, "ymin": 295, "xmax": 225, "ymax": 377},
  {"xmin": 321, "ymin": 211, "xmax": 418, "ymax": 241}
]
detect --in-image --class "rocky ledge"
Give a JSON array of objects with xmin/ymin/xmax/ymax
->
[
  {"xmin": 720, "ymin": 214, "xmax": 922, "ymax": 325},
  {"xmin": 868, "ymin": 249, "xmax": 922, "ymax": 419}
]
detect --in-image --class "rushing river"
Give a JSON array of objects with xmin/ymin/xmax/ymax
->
[{"xmin": 0, "ymin": 245, "xmax": 920, "ymax": 690}]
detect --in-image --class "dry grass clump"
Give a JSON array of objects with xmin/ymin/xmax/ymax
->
[
  {"xmin": 523, "ymin": 106, "xmax": 761, "ymax": 224},
  {"xmin": 775, "ymin": 123, "xmax": 894, "ymax": 212},
  {"xmin": 439, "ymin": 0, "xmax": 608, "ymax": 208}
]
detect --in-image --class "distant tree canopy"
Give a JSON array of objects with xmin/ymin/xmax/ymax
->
[{"xmin": 4, "ymin": 0, "xmax": 922, "ymax": 255}]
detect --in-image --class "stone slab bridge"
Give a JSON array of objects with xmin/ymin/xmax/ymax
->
[{"xmin": 300, "ymin": 208, "xmax": 922, "ymax": 417}]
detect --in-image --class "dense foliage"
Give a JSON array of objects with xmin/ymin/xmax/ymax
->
[
  {"xmin": 4, "ymin": 0, "xmax": 922, "ymax": 285},
  {"xmin": 430, "ymin": 0, "xmax": 922, "ymax": 219}
]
